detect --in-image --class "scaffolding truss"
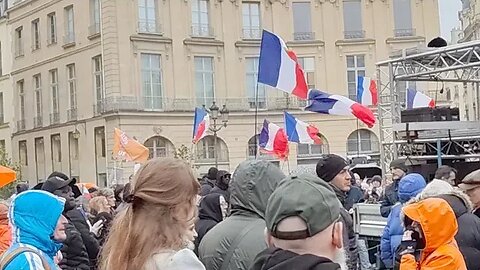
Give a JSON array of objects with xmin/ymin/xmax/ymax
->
[{"xmin": 376, "ymin": 40, "xmax": 480, "ymax": 173}]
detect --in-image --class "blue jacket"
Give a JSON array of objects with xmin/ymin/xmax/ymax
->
[
  {"xmin": 2, "ymin": 190, "xmax": 65, "ymax": 270},
  {"xmin": 380, "ymin": 173, "xmax": 426, "ymax": 268}
]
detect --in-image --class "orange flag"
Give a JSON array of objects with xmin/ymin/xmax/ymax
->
[
  {"xmin": 112, "ymin": 128, "xmax": 149, "ymax": 163},
  {"xmin": 0, "ymin": 165, "xmax": 16, "ymax": 188}
]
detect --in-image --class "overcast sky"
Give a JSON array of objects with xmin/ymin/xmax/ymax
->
[{"xmin": 439, "ymin": 0, "xmax": 462, "ymax": 41}]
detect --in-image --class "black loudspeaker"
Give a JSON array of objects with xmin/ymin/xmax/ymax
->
[{"xmin": 401, "ymin": 107, "xmax": 460, "ymax": 123}]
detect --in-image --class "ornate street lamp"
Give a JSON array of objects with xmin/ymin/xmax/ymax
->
[{"xmin": 208, "ymin": 101, "xmax": 229, "ymax": 168}]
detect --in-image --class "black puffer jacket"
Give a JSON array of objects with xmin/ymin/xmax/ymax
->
[
  {"xmin": 60, "ymin": 218, "xmax": 91, "ymax": 270},
  {"xmin": 250, "ymin": 248, "xmax": 341, "ymax": 270},
  {"xmin": 65, "ymin": 209, "xmax": 100, "ymax": 269},
  {"xmin": 380, "ymin": 180, "xmax": 400, "ymax": 218},
  {"xmin": 195, "ymin": 193, "xmax": 224, "ymax": 254},
  {"xmin": 435, "ymin": 192, "xmax": 480, "ymax": 270}
]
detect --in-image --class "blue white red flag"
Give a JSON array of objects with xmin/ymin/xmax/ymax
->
[
  {"xmin": 192, "ymin": 107, "xmax": 210, "ymax": 144},
  {"xmin": 258, "ymin": 30, "xmax": 308, "ymax": 100},
  {"xmin": 305, "ymin": 90, "xmax": 376, "ymax": 128},
  {"xmin": 406, "ymin": 88, "xmax": 435, "ymax": 110},
  {"xmin": 357, "ymin": 76, "xmax": 378, "ymax": 106},
  {"xmin": 259, "ymin": 119, "xmax": 289, "ymax": 159},
  {"xmin": 284, "ymin": 112, "xmax": 322, "ymax": 145}
]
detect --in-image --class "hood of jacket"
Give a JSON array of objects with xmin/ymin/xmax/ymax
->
[
  {"xmin": 402, "ymin": 198, "xmax": 458, "ymax": 253},
  {"xmin": 420, "ymin": 179, "xmax": 454, "ymax": 199},
  {"xmin": 398, "ymin": 173, "xmax": 426, "ymax": 203},
  {"xmin": 198, "ymin": 193, "xmax": 223, "ymax": 222},
  {"xmin": 251, "ymin": 248, "xmax": 341, "ymax": 270},
  {"xmin": 10, "ymin": 190, "xmax": 65, "ymax": 257},
  {"xmin": 215, "ymin": 170, "xmax": 230, "ymax": 190},
  {"xmin": 230, "ymin": 160, "xmax": 285, "ymax": 218},
  {"xmin": 434, "ymin": 191, "xmax": 473, "ymax": 218}
]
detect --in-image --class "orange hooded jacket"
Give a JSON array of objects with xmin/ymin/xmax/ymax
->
[
  {"xmin": 400, "ymin": 198, "xmax": 467, "ymax": 270},
  {"xmin": 0, "ymin": 202, "xmax": 11, "ymax": 255}
]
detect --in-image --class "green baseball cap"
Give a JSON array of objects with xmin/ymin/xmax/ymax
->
[{"xmin": 266, "ymin": 174, "xmax": 341, "ymax": 240}]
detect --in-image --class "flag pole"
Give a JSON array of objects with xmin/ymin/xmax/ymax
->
[
  {"xmin": 254, "ymin": 82, "xmax": 259, "ymax": 159},
  {"xmin": 189, "ymin": 142, "xmax": 195, "ymax": 168},
  {"xmin": 356, "ymin": 118, "xmax": 360, "ymax": 158}
]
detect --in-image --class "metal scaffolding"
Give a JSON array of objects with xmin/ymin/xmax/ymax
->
[{"xmin": 376, "ymin": 40, "xmax": 480, "ymax": 173}]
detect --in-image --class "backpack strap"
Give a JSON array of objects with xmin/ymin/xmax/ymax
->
[{"xmin": 0, "ymin": 246, "xmax": 51, "ymax": 270}]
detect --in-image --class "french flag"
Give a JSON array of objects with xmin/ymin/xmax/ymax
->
[
  {"xmin": 258, "ymin": 30, "xmax": 308, "ymax": 100},
  {"xmin": 357, "ymin": 76, "xmax": 378, "ymax": 106},
  {"xmin": 192, "ymin": 107, "xmax": 210, "ymax": 144},
  {"xmin": 305, "ymin": 90, "xmax": 376, "ymax": 128},
  {"xmin": 406, "ymin": 88, "xmax": 435, "ymax": 110},
  {"xmin": 284, "ymin": 112, "xmax": 322, "ymax": 145},
  {"xmin": 259, "ymin": 119, "xmax": 289, "ymax": 159}
]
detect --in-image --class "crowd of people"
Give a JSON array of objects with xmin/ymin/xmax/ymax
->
[{"xmin": 0, "ymin": 155, "xmax": 479, "ymax": 270}]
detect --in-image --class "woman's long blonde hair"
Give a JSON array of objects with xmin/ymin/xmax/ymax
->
[{"xmin": 100, "ymin": 158, "xmax": 200, "ymax": 270}]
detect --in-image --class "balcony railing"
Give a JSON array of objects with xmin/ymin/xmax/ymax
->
[
  {"xmin": 63, "ymin": 33, "xmax": 75, "ymax": 45},
  {"xmin": 50, "ymin": 112, "xmax": 60, "ymax": 125},
  {"xmin": 16, "ymin": 120, "xmax": 25, "ymax": 132},
  {"xmin": 394, "ymin": 28, "xmax": 416, "ymax": 37},
  {"xmin": 191, "ymin": 24, "xmax": 214, "ymax": 37},
  {"xmin": 89, "ymin": 23, "xmax": 101, "ymax": 36},
  {"xmin": 294, "ymin": 32, "xmax": 315, "ymax": 41},
  {"xmin": 138, "ymin": 21, "xmax": 161, "ymax": 34},
  {"xmin": 344, "ymin": 30, "xmax": 366, "ymax": 39},
  {"xmin": 242, "ymin": 28, "xmax": 262, "ymax": 40},
  {"xmin": 34, "ymin": 116, "xmax": 43, "ymax": 128},
  {"xmin": 67, "ymin": 108, "xmax": 77, "ymax": 121}
]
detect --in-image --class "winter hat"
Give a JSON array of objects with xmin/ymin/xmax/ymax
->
[
  {"xmin": 207, "ymin": 167, "xmax": 218, "ymax": 180},
  {"xmin": 421, "ymin": 179, "xmax": 454, "ymax": 199},
  {"xmin": 316, "ymin": 154, "xmax": 348, "ymax": 182},
  {"xmin": 390, "ymin": 159, "xmax": 408, "ymax": 172},
  {"xmin": 266, "ymin": 174, "xmax": 340, "ymax": 240},
  {"xmin": 398, "ymin": 173, "xmax": 427, "ymax": 203}
]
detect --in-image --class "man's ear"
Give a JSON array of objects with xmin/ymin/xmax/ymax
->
[
  {"xmin": 264, "ymin": 227, "xmax": 275, "ymax": 248},
  {"xmin": 332, "ymin": 222, "xmax": 343, "ymax": 249}
]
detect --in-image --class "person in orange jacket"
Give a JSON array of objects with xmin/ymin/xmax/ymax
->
[
  {"xmin": 399, "ymin": 197, "xmax": 467, "ymax": 270},
  {"xmin": 0, "ymin": 201, "xmax": 12, "ymax": 255}
]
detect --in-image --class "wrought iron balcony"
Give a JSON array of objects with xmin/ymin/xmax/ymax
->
[
  {"xmin": 293, "ymin": 32, "xmax": 315, "ymax": 41},
  {"xmin": 63, "ymin": 33, "xmax": 75, "ymax": 45},
  {"xmin": 191, "ymin": 24, "xmax": 214, "ymax": 37},
  {"xmin": 394, "ymin": 28, "xmax": 416, "ymax": 37},
  {"xmin": 67, "ymin": 108, "xmax": 77, "ymax": 121},
  {"xmin": 138, "ymin": 21, "xmax": 161, "ymax": 34},
  {"xmin": 242, "ymin": 28, "xmax": 262, "ymax": 40},
  {"xmin": 50, "ymin": 112, "xmax": 60, "ymax": 125},
  {"xmin": 34, "ymin": 116, "xmax": 43, "ymax": 128},
  {"xmin": 344, "ymin": 30, "xmax": 366, "ymax": 39},
  {"xmin": 16, "ymin": 120, "xmax": 25, "ymax": 131}
]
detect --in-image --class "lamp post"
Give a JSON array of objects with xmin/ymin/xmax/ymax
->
[{"xmin": 208, "ymin": 101, "xmax": 229, "ymax": 168}]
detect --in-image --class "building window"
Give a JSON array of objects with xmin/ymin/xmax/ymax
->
[
  {"xmin": 144, "ymin": 136, "xmax": 174, "ymax": 158},
  {"xmin": 194, "ymin": 56, "xmax": 214, "ymax": 106},
  {"xmin": 191, "ymin": 0, "xmax": 211, "ymax": 37},
  {"xmin": 343, "ymin": 0, "xmax": 364, "ymax": 39},
  {"xmin": 35, "ymin": 137, "xmax": 46, "ymax": 181},
  {"xmin": 396, "ymin": 69, "xmax": 416, "ymax": 106},
  {"xmin": 15, "ymin": 27, "xmax": 24, "ymax": 57},
  {"xmin": 138, "ymin": 0, "xmax": 158, "ymax": 33},
  {"xmin": 245, "ymin": 57, "xmax": 266, "ymax": 109},
  {"xmin": 47, "ymin": 13, "xmax": 57, "ymax": 44},
  {"xmin": 297, "ymin": 142, "xmax": 329, "ymax": 157},
  {"xmin": 196, "ymin": 135, "xmax": 228, "ymax": 162},
  {"xmin": 292, "ymin": 2, "xmax": 313, "ymax": 40},
  {"xmin": 31, "ymin": 19, "xmax": 40, "ymax": 50},
  {"xmin": 17, "ymin": 80, "xmax": 25, "ymax": 121},
  {"xmin": 51, "ymin": 134, "xmax": 62, "ymax": 172},
  {"xmin": 33, "ymin": 74, "xmax": 42, "ymax": 127},
  {"xmin": 242, "ymin": 2, "xmax": 261, "ymax": 39},
  {"xmin": 49, "ymin": 69, "xmax": 60, "ymax": 124},
  {"xmin": 64, "ymin": 5, "xmax": 75, "ymax": 44},
  {"xmin": 19, "ymin": 140, "xmax": 28, "ymax": 166},
  {"xmin": 393, "ymin": 0, "xmax": 414, "ymax": 37},
  {"xmin": 298, "ymin": 57, "xmax": 315, "ymax": 89},
  {"xmin": 67, "ymin": 64, "xmax": 76, "ymax": 109},
  {"xmin": 0, "ymin": 0, "xmax": 5, "ymax": 17},
  {"xmin": 141, "ymin": 54, "xmax": 163, "ymax": 110},
  {"xmin": 0, "ymin": 92, "xmax": 4, "ymax": 124},
  {"xmin": 93, "ymin": 55, "xmax": 104, "ymax": 112},
  {"xmin": 0, "ymin": 42, "xmax": 2, "ymax": 76},
  {"xmin": 346, "ymin": 55, "xmax": 365, "ymax": 100},
  {"xmin": 90, "ymin": 0, "xmax": 101, "ymax": 35},
  {"xmin": 347, "ymin": 129, "xmax": 380, "ymax": 155},
  {"xmin": 0, "ymin": 140, "xmax": 5, "ymax": 152}
]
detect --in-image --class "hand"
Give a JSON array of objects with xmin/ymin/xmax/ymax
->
[
  {"xmin": 402, "ymin": 230, "xmax": 414, "ymax": 241},
  {"xmin": 91, "ymin": 220, "xmax": 104, "ymax": 237}
]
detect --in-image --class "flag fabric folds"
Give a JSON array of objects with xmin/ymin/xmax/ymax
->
[
  {"xmin": 259, "ymin": 119, "xmax": 289, "ymax": 159},
  {"xmin": 192, "ymin": 107, "xmax": 210, "ymax": 144},
  {"xmin": 113, "ymin": 128, "xmax": 149, "ymax": 162},
  {"xmin": 305, "ymin": 90, "xmax": 376, "ymax": 128},
  {"xmin": 406, "ymin": 88, "xmax": 435, "ymax": 110},
  {"xmin": 258, "ymin": 30, "xmax": 308, "ymax": 99},
  {"xmin": 357, "ymin": 76, "xmax": 378, "ymax": 106},
  {"xmin": 284, "ymin": 112, "xmax": 322, "ymax": 144}
]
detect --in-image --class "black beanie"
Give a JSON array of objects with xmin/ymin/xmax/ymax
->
[
  {"xmin": 390, "ymin": 159, "xmax": 408, "ymax": 172},
  {"xmin": 316, "ymin": 154, "xmax": 348, "ymax": 182}
]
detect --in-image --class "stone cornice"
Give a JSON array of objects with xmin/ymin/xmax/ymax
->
[
  {"xmin": 286, "ymin": 40, "xmax": 325, "ymax": 47},
  {"xmin": 183, "ymin": 38, "xmax": 224, "ymax": 47},
  {"xmin": 335, "ymin": 39, "xmax": 376, "ymax": 46},
  {"xmin": 235, "ymin": 40, "xmax": 261, "ymax": 48},
  {"xmin": 130, "ymin": 35, "xmax": 173, "ymax": 44},
  {"xmin": 385, "ymin": 36, "xmax": 425, "ymax": 44}
]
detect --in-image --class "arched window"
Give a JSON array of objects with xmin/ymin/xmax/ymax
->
[
  {"xmin": 196, "ymin": 135, "xmax": 229, "ymax": 163},
  {"xmin": 297, "ymin": 135, "xmax": 329, "ymax": 157},
  {"xmin": 347, "ymin": 129, "xmax": 380, "ymax": 155},
  {"xmin": 247, "ymin": 135, "xmax": 260, "ymax": 158},
  {"xmin": 144, "ymin": 136, "xmax": 175, "ymax": 159}
]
